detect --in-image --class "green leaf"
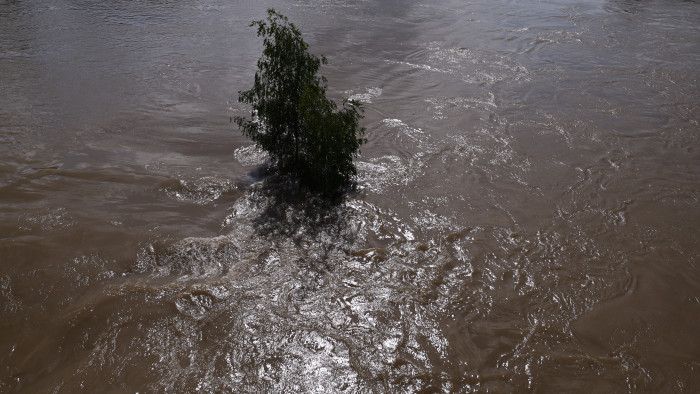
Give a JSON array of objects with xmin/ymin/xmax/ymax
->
[{"xmin": 236, "ymin": 9, "xmax": 366, "ymax": 195}]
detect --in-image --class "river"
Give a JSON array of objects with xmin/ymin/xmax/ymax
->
[{"xmin": 1, "ymin": 0, "xmax": 699, "ymax": 392}]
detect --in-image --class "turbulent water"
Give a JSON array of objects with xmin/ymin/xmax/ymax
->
[{"xmin": 1, "ymin": 0, "xmax": 699, "ymax": 392}]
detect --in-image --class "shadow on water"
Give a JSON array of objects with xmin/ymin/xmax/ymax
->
[{"xmin": 245, "ymin": 167, "xmax": 360, "ymax": 268}]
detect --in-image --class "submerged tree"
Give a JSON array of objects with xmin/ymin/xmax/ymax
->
[{"xmin": 235, "ymin": 9, "xmax": 366, "ymax": 195}]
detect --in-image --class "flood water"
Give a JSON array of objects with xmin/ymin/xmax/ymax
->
[{"xmin": 1, "ymin": 0, "xmax": 699, "ymax": 392}]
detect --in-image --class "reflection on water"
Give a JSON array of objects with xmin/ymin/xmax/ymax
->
[{"xmin": 1, "ymin": 0, "xmax": 699, "ymax": 392}]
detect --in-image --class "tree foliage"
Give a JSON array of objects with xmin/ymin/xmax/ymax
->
[{"xmin": 235, "ymin": 9, "xmax": 366, "ymax": 195}]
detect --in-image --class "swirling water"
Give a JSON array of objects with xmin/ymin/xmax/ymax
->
[{"xmin": 1, "ymin": 0, "xmax": 699, "ymax": 392}]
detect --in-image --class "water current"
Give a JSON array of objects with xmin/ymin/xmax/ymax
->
[{"xmin": 1, "ymin": 0, "xmax": 699, "ymax": 392}]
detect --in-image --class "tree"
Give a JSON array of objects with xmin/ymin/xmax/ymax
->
[{"xmin": 235, "ymin": 9, "xmax": 366, "ymax": 195}]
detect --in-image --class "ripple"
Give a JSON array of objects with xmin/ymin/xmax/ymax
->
[
  {"xmin": 18, "ymin": 207, "xmax": 75, "ymax": 233},
  {"xmin": 346, "ymin": 86, "xmax": 383, "ymax": 103},
  {"xmin": 234, "ymin": 145, "xmax": 268, "ymax": 167},
  {"xmin": 356, "ymin": 155, "xmax": 422, "ymax": 194},
  {"xmin": 162, "ymin": 176, "xmax": 237, "ymax": 204}
]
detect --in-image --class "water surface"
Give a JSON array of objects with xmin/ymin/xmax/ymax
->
[{"xmin": 1, "ymin": 0, "xmax": 699, "ymax": 392}]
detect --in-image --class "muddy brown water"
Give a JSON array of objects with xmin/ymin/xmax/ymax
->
[{"xmin": 1, "ymin": 0, "xmax": 699, "ymax": 392}]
